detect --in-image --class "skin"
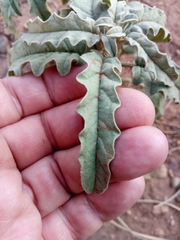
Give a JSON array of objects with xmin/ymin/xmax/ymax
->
[{"xmin": 0, "ymin": 65, "xmax": 168, "ymax": 240}]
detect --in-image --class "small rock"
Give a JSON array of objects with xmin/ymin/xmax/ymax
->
[
  {"xmin": 169, "ymin": 216, "xmax": 175, "ymax": 226},
  {"xmin": 126, "ymin": 210, "xmax": 132, "ymax": 215},
  {"xmin": 158, "ymin": 164, "xmax": 168, "ymax": 178},
  {"xmin": 152, "ymin": 205, "xmax": 169, "ymax": 215},
  {"xmin": 171, "ymin": 177, "xmax": 180, "ymax": 188},
  {"xmin": 155, "ymin": 228, "xmax": 165, "ymax": 237}
]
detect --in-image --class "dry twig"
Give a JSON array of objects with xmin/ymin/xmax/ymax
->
[
  {"xmin": 111, "ymin": 217, "xmax": 170, "ymax": 240},
  {"xmin": 155, "ymin": 189, "xmax": 180, "ymax": 208},
  {"xmin": 138, "ymin": 199, "xmax": 180, "ymax": 212}
]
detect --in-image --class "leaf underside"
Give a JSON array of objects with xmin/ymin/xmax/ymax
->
[
  {"xmin": 77, "ymin": 51, "xmax": 121, "ymax": 193},
  {"xmin": 4, "ymin": 0, "xmax": 180, "ymax": 193}
]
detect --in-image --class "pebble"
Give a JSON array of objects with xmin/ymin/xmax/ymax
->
[
  {"xmin": 152, "ymin": 205, "xmax": 169, "ymax": 215},
  {"xmin": 155, "ymin": 228, "xmax": 165, "ymax": 237},
  {"xmin": 158, "ymin": 164, "xmax": 168, "ymax": 178},
  {"xmin": 171, "ymin": 177, "xmax": 180, "ymax": 188},
  {"xmin": 126, "ymin": 210, "xmax": 132, "ymax": 215},
  {"xmin": 169, "ymin": 216, "xmax": 175, "ymax": 226}
]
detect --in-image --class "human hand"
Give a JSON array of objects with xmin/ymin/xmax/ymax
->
[{"xmin": 0, "ymin": 66, "xmax": 168, "ymax": 240}]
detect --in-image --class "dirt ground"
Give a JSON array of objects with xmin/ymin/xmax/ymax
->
[{"xmin": 0, "ymin": 1, "xmax": 180, "ymax": 240}]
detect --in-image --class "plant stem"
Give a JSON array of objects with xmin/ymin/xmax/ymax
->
[
  {"xmin": 155, "ymin": 188, "xmax": 180, "ymax": 208},
  {"xmin": 137, "ymin": 199, "xmax": 180, "ymax": 212},
  {"xmin": 122, "ymin": 77, "xmax": 132, "ymax": 82},
  {"xmin": 121, "ymin": 62, "xmax": 136, "ymax": 68}
]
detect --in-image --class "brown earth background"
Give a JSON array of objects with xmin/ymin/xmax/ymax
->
[{"xmin": 0, "ymin": 1, "xmax": 180, "ymax": 240}]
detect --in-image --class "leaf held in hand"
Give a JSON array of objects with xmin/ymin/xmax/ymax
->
[
  {"xmin": 76, "ymin": 51, "xmax": 122, "ymax": 193},
  {"xmin": 4, "ymin": 0, "xmax": 180, "ymax": 193}
]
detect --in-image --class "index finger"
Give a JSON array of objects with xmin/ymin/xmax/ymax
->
[{"xmin": 0, "ymin": 65, "xmax": 86, "ymax": 128}]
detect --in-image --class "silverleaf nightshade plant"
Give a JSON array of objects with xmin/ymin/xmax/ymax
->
[{"xmin": 1, "ymin": 0, "xmax": 180, "ymax": 194}]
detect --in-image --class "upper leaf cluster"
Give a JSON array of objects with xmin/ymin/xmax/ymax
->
[{"xmin": 3, "ymin": 0, "xmax": 179, "ymax": 113}]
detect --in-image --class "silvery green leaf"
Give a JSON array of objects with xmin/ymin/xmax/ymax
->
[
  {"xmin": 27, "ymin": 0, "xmax": 51, "ymax": 21},
  {"xmin": 95, "ymin": 17, "xmax": 115, "ymax": 27},
  {"xmin": 126, "ymin": 1, "xmax": 144, "ymax": 20},
  {"xmin": 27, "ymin": 12, "xmax": 98, "ymax": 34},
  {"xmin": 70, "ymin": 0, "xmax": 108, "ymax": 20},
  {"xmin": 114, "ymin": 1, "xmax": 126, "ymax": 24},
  {"xmin": 9, "ymin": 51, "xmax": 81, "ymax": 76},
  {"xmin": 103, "ymin": 0, "xmax": 118, "ymax": 21},
  {"xmin": 132, "ymin": 66, "xmax": 180, "ymax": 118},
  {"xmin": 106, "ymin": 26, "xmax": 125, "ymax": 37},
  {"xmin": 60, "ymin": 8, "xmax": 73, "ymax": 17},
  {"xmin": 151, "ymin": 87, "xmax": 179, "ymax": 119},
  {"xmin": 150, "ymin": 93, "xmax": 166, "ymax": 119},
  {"xmin": 130, "ymin": 22, "xmax": 171, "ymax": 43},
  {"xmin": 125, "ymin": 2, "xmax": 166, "ymax": 26},
  {"xmin": 20, "ymin": 12, "xmax": 100, "ymax": 51},
  {"xmin": 120, "ymin": 13, "xmax": 138, "ymax": 32},
  {"xmin": 120, "ymin": 13, "xmax": 138, "ymax": 25},
  {"xmin": 9, "ymin": 37, "xmax": 86, "ymax": 75},
  {"xmin": 160, "ymin": 86, "xmax": 180, "ymax": 103},
  {"xmin": 124, "ymin": 32, "xmax": 179, "ymax": 86},
  {"xmin": 141, "ymin": 4, "xmax": 167, "ymax": 26},
  {"xmin": 22, "ymin": 30, "xmax": 99, "ymax": 50},
  {"xmin": 76, "ymin": 51, "xmax": 121, "ymax": 193},
  {"xmin": 132, "ymin": 66, "xmax": 179, "ymax": 100},
  {"xmin": 9, "ymin": 0, "xmax": 22, "ymax": 16},
  {"xmin": 100, "ymin": 36, "xmax": 118, "ymax": 56},
  {"xmin": 70, "ymin": 0, "xmax": 118, "ymax": 21},
  {"xmin": 174, "ymin": 64, "xmax": 180, "ymax": 89}
]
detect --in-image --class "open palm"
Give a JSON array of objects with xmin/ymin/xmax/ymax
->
[{"xmin": 0, "ymin": 66, "xmax": 168, "ymax": 240}]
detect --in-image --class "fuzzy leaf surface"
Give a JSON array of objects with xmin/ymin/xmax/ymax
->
[
  {"xmin": 8, "ymin": 0, "xmax": 22, "ymax": 16},
  {"xmin": 129, "ymin": 22, "xmax": 171, "ymax": 43},
  {"xmin": 9, "ymin": 38, "xmax": 85, "ymax": 76},
  {"xmin": 27, "ymin": 0, "xmax": 51, "ymax": 21},
  {"xmin": 8, "ymin": 12, "xmax": 101, "ymax": 75},
  {"xmin": 106, "ymin": 26, "xmax": 125, "ymax": 37},
  {"xmin": 126, "ymin": 1, "xmax": 166, "ymax": 26},
  {"xmin": 27, "ymin": 11, "xmax": 98, "ymax": 33},
  {"xmin": 9, "ymin": 11, "xmax": 120, "ymax": 73},
  {"xmin": 76, "ymin": 51, "xmax": 121, "ymax": 193},
  {"xmin": 124, "ymin": 32, "xmax": 179, "ymax": 87},
  {"xmin": 9, "ymin": 51, "xmax": 81, "ymax": 76},
  {"xmin": 70, "ymin": 0, "xmax": 119, "ymax": 20},
  {"xmin": 141, "ymin": 4, "xmax": 167, "ymax": 26},
  {"xmin": 132, "ymin": 66, "xmax": 180, "ymax": 102},
  {"xmin": 22, "ymin": 12, "xmax": 100, "ymax": 50},
  {"xmin": 123, "ymin": 21, "xmax": 180, "ymax": 115}
]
